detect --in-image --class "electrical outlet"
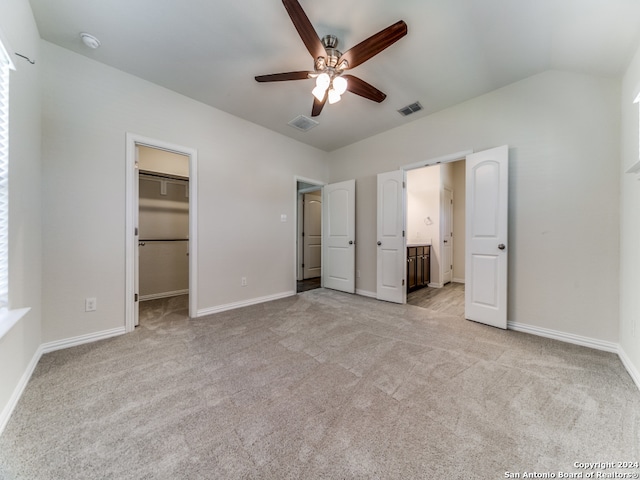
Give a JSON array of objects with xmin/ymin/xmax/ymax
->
[
  {"xmin": 241, "ymin": 277, "xmax": 247, "ymax": 287},
  {"xmin": 85, "ymin": 297, "xmax": 97, "ymax": 312}
]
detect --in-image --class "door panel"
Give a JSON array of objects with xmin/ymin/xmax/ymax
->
[
  {"xmin": 442, "ymin": 188, "xmax": 453, "ymax": 284},
  {"xmin": 465, "ymin": 145, "xmax": 509, "ymax": 329},
  {"xmin": 134, "ymin": 147, "xmax": 140, "ymax": 327},
  {"xmin": 376, "ymin": 170, "xmax": 406, "ymax": 304},
  {"xmin": 303, "ymin": 193, "xmax": 322, "ymax": 279},
  {"xmin": 322, "ymin": 180, "xmax": 355, "ymax": 293}
]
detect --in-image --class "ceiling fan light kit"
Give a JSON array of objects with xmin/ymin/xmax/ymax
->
[{"xmin": 255, "ymin": 0, "xmax": 407, "ymax": 118}]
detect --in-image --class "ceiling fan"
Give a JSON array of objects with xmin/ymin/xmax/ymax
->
[{"xmin": 255, "ymin": 0, "xmax": 408, "ymax": 117}]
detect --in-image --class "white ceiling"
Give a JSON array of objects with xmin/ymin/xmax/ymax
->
[{"xmin": 28, "ymin": 0, "xmax": 640, "ymax": 152}]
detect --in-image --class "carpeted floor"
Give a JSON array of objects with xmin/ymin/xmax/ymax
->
[{"xmin": 1, "ymin": 289, "xmax": 639, "ymax": 479}]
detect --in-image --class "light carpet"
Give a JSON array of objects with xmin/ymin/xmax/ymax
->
[{"xmin": 0, "ymin": 289, "xmax": 638, "ymax": 479}]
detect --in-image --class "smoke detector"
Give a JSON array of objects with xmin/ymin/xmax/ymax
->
[{"xmin": 80, "ymin": 33, "xmax": 101, "ymax": 49}]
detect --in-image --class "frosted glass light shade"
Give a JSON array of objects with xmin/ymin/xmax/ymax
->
[
  {"xmin": 328, "ymin": 88, "xmax": 341, "ymax": 104},
  {"xmin": 333, "ymin": 76, "xmax": 348, "ymax": 95},
  {"xmin": 315, "ymin": 73, "xmax": 330, "ymax": 89},
  {"xmin": 312, "ymin": 85, "xmax": 327, "ymax": 101}
]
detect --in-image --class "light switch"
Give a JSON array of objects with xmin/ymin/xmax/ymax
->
[{"xmin": 281, "ymin": 214, "xmax": 287, "ymax": 222}]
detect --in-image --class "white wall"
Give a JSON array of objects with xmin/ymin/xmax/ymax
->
[
  {"xmin": 406, "ymin": 166, "xmax": 439, "ymax": 246},
  {"xmin": 41, "ymin": 41, "xmax": 329, "ymax": 342},
  {"xmin": 0, "ymin": 0, "xmax": 42, "ymax": 426},
  {"xmin": 328, "ymin": 70, "xmax": 621, "ymax": 343},
  {"xmin": 620, "ymin": 40, "xmax": 640, "ymax": 384}
]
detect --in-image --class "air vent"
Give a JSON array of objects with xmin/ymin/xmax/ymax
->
[
  {"xmin": 288, "ymin": 115, "xmax": 319, "ymax": 132},
  {"xmin": 398, "ymin": 101, "xmax": 423, "ymax": 117}
]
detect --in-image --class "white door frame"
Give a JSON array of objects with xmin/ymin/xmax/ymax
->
[
  {"xmin": 293, "ymin": 176, "xmax": 326, "ymax": 292},
  {"xmin": 125, "ymin": 133, "xmax": 198, "ymax": 332}
]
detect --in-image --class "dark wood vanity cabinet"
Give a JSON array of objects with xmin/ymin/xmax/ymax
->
[{"xmin": 407, "ymin": 245, "xmax": 430, "ymax": 292}]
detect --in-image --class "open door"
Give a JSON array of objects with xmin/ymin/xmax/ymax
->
[
  {"xmin": 465, "ymin": 145, "xmax": 509, "ymax": 329},
  {"xmin": 442, "ymin": 187, "xmax": 453, "ymax": 285},
  {"xmin": 376, "ymin": 170, "xmax": 406, "ymax": 304},
  {"xmin": 303, "ymin": 192, "xmax": 322, "ymax": 279},
  {"xmin": 322, "ymin": 179, "xmax": 355, "ymax": 293},
  {"xmin": 134, "ymin": 148, "xmax": 140, "ymax": 327}
]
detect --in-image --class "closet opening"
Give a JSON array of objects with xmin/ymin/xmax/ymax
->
[
  {"xmin": 125, "ymin": 133, "xmax": 198, "ymax": 333},
  {"xmin": 137, "ymin": 146, "xmax": 190, "ymax": 326}
]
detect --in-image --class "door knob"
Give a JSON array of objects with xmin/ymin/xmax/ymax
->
[
  {"xmin": 498, "ymin": 244, "xmax": 506, "ymax": 250},
  {"xmin": 377, "ymin": 241, "xmax": 382, "ymax": 246},
  {"xmin": 443, "ymin": 240, "xmax": 448, "ymax": 243},
  {"xmin": 349, "ymin": 240, "xmax": 354, "ymax": 245}
]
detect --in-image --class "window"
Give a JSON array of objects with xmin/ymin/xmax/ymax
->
[
  {"xmin": 0, "ymin": 30, "xmax": 28, "ymax": 341},
  {"xmin": 0, "ymin": 35, "xmax": 13, "ymax": 310},
  {"xmin": 627, "ymin": 93, "xmax": 640, "ymax": 177}
]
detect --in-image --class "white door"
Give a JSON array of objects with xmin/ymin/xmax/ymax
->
[
  {"xmin": 322, "ymin": 179, "xmax": 356, "ymax": 293},
  {"xmin": 442, "ymin": 187, "xmax": 453, "ymax": 285},
  {"xmin": 303, "ymin": 192, "xmax": 322, "ymax": 279},
  {"xmin": 465, "ymin": 145, "xmax": 509, "ymax": 329},
  {"xmin": 376, "ymin": 170, "xmax": 406, "ymax": 304},
  {"xmin": 134, "ymin": 148, "xmax": 140, "ymax": 327}
]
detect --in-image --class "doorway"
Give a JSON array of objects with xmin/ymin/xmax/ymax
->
[
  {"xmin": 137, "ymin": 146, "xmax": 190, "ymax": 324},
  {"xmin": 398, "ymin": 145, "xmax": 509, "ymax": 329},
  {"xmin": 296, "ymin": 179, "xmax": 323, "ymax": 293},
  {"xmin": 125, "ymin": 134, "xmax": 198, "ymax": 333},
  {"xmin": 404, "ymin": 158, "xmax": 466, "ymax": 313}
]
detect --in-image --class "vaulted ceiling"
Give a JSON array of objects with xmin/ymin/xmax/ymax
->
[{"xmin": 29, "ymin": 0, "xmax": 640, "ymax": 151}]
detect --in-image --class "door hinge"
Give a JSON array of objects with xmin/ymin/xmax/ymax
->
[
  {"xmin": 302, "ymin": 263, "xmax": 305, "ymax": 268},
  {"xmin": 403, "ymin": 181, "xmax": 406, "ymax": 188},
  {"xmin": 402, "ymin": 230, "xmax": 405, "ymax": 237},
  {"xmin": 302, "ymin": 232, "xmax": 305, "ymax": 237},
  {"xmin": 135, "ymin": 293, "xmax": 138, "ymax": 302},
  {"xmin": 135, "ymin": 227, "xmax": 138, "ymax": 236},
  {"xmin": 402, "ymin": 279, "xmax": 405, "ymax": 286}
]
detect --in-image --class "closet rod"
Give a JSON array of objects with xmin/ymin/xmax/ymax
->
[
  {"xmin": 139, "ymin": 238, "xmax": 189, "ymax": 242},
  {"xmin": 139, "ymin": 170, "xmax": 189, "ymax": 182}
]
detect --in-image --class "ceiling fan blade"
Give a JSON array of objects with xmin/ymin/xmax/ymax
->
[
  {"xmin": 343, "ymin": 75, "xmax": 386, "ymax": 103},
  {"xmin": 282, "ymin": 0, "xmax": 326, "ymax": 61},
  {"xmin": 311, "ymin": 93, "xmax": 327, "ymax": 117},
  {"xmin": 255, "ymin": 71, "xmax": 313, "ymax": 82},
  {"xmin": 338, "ymin": 20, "xmax": 407, "ymax": 70}
]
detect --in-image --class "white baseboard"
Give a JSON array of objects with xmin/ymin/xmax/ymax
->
[
  {"xmin": 356, "ymin": 289, "xmax": 376, "ymax": 299},
  {"xmin": 41, "ymin": 327, "xmax": 127, "ymax": 354},
  {"xmin": 618, "ymin": 346, "xmax": 640, "ymax": 391},
  {"xmin": 0, "ymin": 343, "xmax": 43, "ymax": 435},
  {"xmin": 452, "ymin": 278, "xmax": 466, "ymax": 284},
  {"xmin": 0, "ymin": 326, "xmax": 127, "ymax": 436},
  {"xmin": 196, "ymin": 291, "xmax": 295, "ymax": 317},
  {"xmin": 140, "ymin": 289, "xmax": 188, "ymax": 302},
  {"xmin": 428, "ymin": 282, "xmax": 444, "ymax": 288},
  {"xmin": 507, "ymin": 321, "xmax": 618, "ymax": 353}
]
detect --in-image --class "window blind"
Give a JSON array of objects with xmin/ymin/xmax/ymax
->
[{"xmin": 0, "ymin": 41, "xmax": 11, "ymax": 309}]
